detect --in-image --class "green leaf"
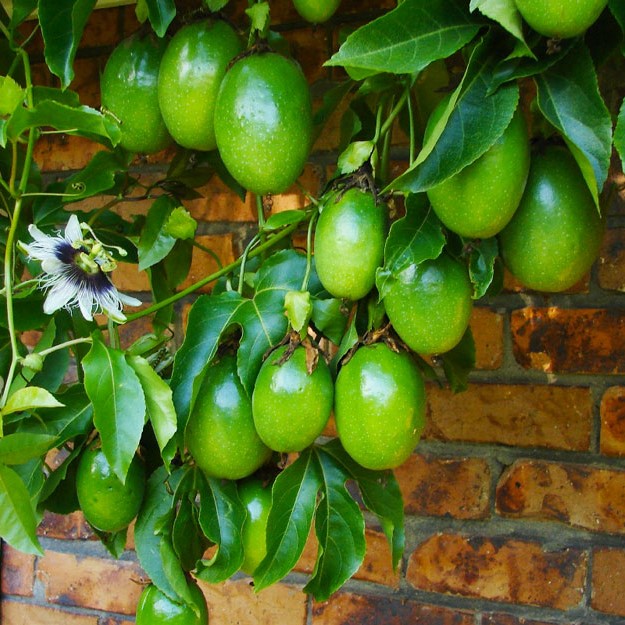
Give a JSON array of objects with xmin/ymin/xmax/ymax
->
[
  {"xmin": 62, "ymin": 150, "xmax": 127, "ymax": 202},
  {"xmin": 138, "ymin": 195, "xmax": 179, "ymax": 271},
  {"xmin": 325, "ymin": 0, "xmax": 480, "ymax": 76},
  {"xmin": 172, "ymin": 494, "xmax": 205, "ymax": 573},
  {"xmin": 82, "ymin": 336, "xmax": 146, "ymax": 482},
  {"xmin": 254, "ymin": 449, "xmax": 322, "ymax": 591},
  {"xmin": 195, "ymin": 473, "xmax": 246, "ymax": 583},
  {"xmin": 246, "ymin": 1, "xmax": 270, "ymax": 37},
  {"xmin": 0, "ymin": 463, "xmax": 43, "ymax": 555},
  {"xmin": 376, "ymin": 196, "xmax": 446, "ymax": 300},
  {"xmin": 0, "ymin": 433, "xmax": 57, "ymax": 464},
  {"xmin": 9, "ymin": 0, "xmax": 37, "ymax": 28},
  {"xmin": 204, "ymin": 0, "xmax": 229, "ymax": 11},
  {"xmin": 615, "ymin": 98, "xmax": 625, "ymax": 172},
  {"xmin": 0, "ymin": 75, "xmax": 25, "ymax": 115},
  {"xmin": 143, "ymin": 0, "xmax": 176, "ymax": 37},
  {"xmin": 610, "ymin": 0, "xmax": 625, "ymax": 50},
  {"xmin": 4, "ymin": 99, "xmax": 121, "ymax": 147},
  {"xmin": 262, "ymin": 210, "xmax": 307, "ymax": 232},
  {"xmin": 321, "ymin": 439, "xmax": 404, "ymax": 571},
  {"xmin": 304, "ymin": 448, "xmax": 366, "ymax": 601},
  {"xmin": 285, "ymin": 290, "xmax": 313, "ymax": 335},
  {"xmin": 468, "ymin": 237, "xmax": 499, "ymax": 299},
  {"xmin": 310, "ymin": 297, "xmax": 349, "ymax": 346},
  {"xmin": 535, "ymin": 42, "xmax": 612, "ymax": 206},
  {"xmin": 38, "ymin": 0, "xmax": 97, "ymax": 89},
  {"xmin": 2, "ymin": 386, "xmax": 64, "ymax": 416},
  {"xmin": 163, "ymin": 206, "xmax": 197, "ymax": 240},
  {"xmin": 126, "ymin": 354, "xmax": 177, "ymax": 467},
  {"xmin": 440, "ymin": 327, "xmax": 476, "ymax": 393},
  {"xmin": 337, "ymin": 141, "xmax": 375, "ymax": 175},
  {"xmin": 391, "ymin": 41, "xmax": 520, "ymax": 194},
  {"xmin": 469, "ymin": 0, "xmax": 534, "ymax": 58},
  {"xmin": 135, "ymin": 467, "xmax": 196, "ymax": 604}
]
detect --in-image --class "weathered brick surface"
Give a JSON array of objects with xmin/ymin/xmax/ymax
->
[
  {"xmin": 598, "ymin": 228, "xmax": 625, "ymax": 292},
  {"xmin": 1, "ymin": 545, "xmax": 35, "ymax": 596},
  {"xmin": 0, "ymin": 601, "xmax": 100, "ymax": 625},
  {"xmin": 511, "ymin": 308, "xmax": 625, "ymax": 374},
  {"xmin": 426, "ymin": 383, "xmax": 592, "ymax": 450},
  {"xmin": 482, "ymin": 615, "xmax": 566, "ymax": 625},
  {"xmin": 591, "ymin": 548, "xmax": 625, "ymax": 616},
  {"xmin": 395, "ymin": 454, "xmax": 491, "ymax": 519},
  {"xmin": 496, "ymin": 460, "xmax": 625, "ymax": 534},
  {"xmin": 38, "ymin": 511, "xmax": 94, "ymax": 541},
  {"xmin": 470, "ymin": 307, "xmax": 504, "ymax": 370},
  {"xmin": 600, "ymin": 386, "xmax": 625, "ymax": 456},
  {"xmin": 312, "ymin": 592, "xmax": 475, "ymax": 625},
  {"xmin": 36, "ymin": 551, "xmax": 145, "ymax": 614},
  {"xmin": 406, "ymin": 534, "xmax": 587, "ymax": 609},
  {"xmin": 198, "ymin": 579, "xmax": 307, "ymax": 625}
]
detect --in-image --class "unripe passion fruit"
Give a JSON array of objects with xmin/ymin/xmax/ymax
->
[
  {"xmin": 135, "ymin": 582, "xmax": 208, "ymax": 625},
  {"xmin": 214, "ymin": 51, "xmax": 313, "ymax": 195},
  {"xmin": 101, "ymin": 32, "xmax": 171, "ymax": 154},
  {"xmin": 334, "ymin": 342, "xmax": 426, "ymax": 471},
  {"xmin": 238, "ymin": 478, "xmax": 272, "ymax": 575}
]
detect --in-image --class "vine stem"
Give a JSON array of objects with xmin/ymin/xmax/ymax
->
[
  {"xmin": 301, "ymin": 209, "xmax": 318, "ymax": 292},
  {"xmin": 36, "ymin": 337, "xmax": 92, "ymax": 358},
  {"xmin": 123, "ymin": 218, "xmax": 303, "ymax": 324}
]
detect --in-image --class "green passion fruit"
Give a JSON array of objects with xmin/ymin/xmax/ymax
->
[
  {"xmin": 334, "ymin": 342, "xmax": 426, "ymax": 471},
  {"xmin": 314, "ymin": 188, "xmax": 386, "ymax": 300},
  {"xmin": 499, "ymin": 145, "xmax": 605, "ymax": 292},
  {"xmin": 292, "ymin": 0, "xmax": 341, "ymax": 23},
  {"xmin": 252, "ymin": 344, "xmax": 333, "ymax": 452},
  {"xmin": 238, "ymin": 478, "xmax": 272, "ymax": 575},
  {"xmin": 158, "ymin": 20, "xmax": 242, "ymax": 151},
  {"xmin": 214, "ymin": 51, "xmax": 313, "ymax": 195},
  {"xmin": 383, "ymin": 253, "xmax": 473, "ymax": 355},
  {"xmin": 135, "ymin": 582, "xmax": 208, "ymax": 625},
  {"xmin": 101, "ymin": 32, "xmax": 171, "ymax": 154},
  {"xmin": 186, "ymin": 354, "xmax": 272, "ymax": 480}
]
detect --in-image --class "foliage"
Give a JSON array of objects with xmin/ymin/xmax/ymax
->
[{"xmin": 0, "ymin": 0, "xmax": 622, "ymax": 608}]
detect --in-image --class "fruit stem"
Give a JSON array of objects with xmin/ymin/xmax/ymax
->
[
  {"xmin": 300, "ymin": 209, "xmax": 318, "ymax": 292},
  {"xmin": 237, "ymin": 234, "xmax": 260, "ymax": 295}
]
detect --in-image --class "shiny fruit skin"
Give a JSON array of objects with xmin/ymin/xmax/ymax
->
[
  {"xmin": 186, "ymin": 355, "xmax": 272, "ymax": 480},
  {"xmin": 101, "ymin": 33, "xmax": 171, "ymax": 154},
  {"xmin": 238, "ymin": 478, "xmax": 272, "ymax": 575},
  {"xmin": 314, "ymin": 189, "xmax": 386, "ymax": 300},
  {"xmin": 75, "ymin": 447, "xmax": 145, "ymax": 533},
  {"xmin": 499, "ymin": 145, "xmax": 604, "ymax": 292},
  {"xmin": 158, "ymin": 20, "xmax": 242, "ymax": 151},
  {"xmin": 426, "ymin": 107, "xmax": 531, "ymax": 239},
  {"xmin": 292, "ymin": 0, "xmax": 341, "ymax": 23},
  {"xmin": 136, "ymin": 582, "xmax": 208, "ymax": 625},
  {"xmin": 252, "ymin": 344, "xmax": 333, "ymax": 452},
  {"xmin": 214, "ymin": 52, "xmax": 313, "ymax": 195},
  {"xmin": 383, "ymin": 253, "xmax": 473, "ymax": 355},
  {"xmin": 514, "ymin": 0, "xmax": 608, "ymax": 38},
  {"xmin": 335, "ymin": 343, "xmax": 426, "ymax": 471}
]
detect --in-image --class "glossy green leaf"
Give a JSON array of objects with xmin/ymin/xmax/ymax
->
[
  {"xmin": 143, "ymin": 0, "xmax": 176, "ymax": 37},
  {"xmin": 615, "ymin": 98, "xmax": 625, "ymax": 172},
  {"xmin": 63, "ymin": 150, "xmax": 127, "ymax": 203},
  {"xmin": 321, "ymin": 439, "xmax": 405, "ymax": 571},
  {"xmin": 126, "ymin": 354, "xmax": 177, "ymax": 467},
  {"xmin": 4, "ymin": 99, "xmax": 121, "ymax": 147},
  {"xmin": 376, "ymin": 195, "xmax": 446, "ymax": 300},
  {"xmin": 440, "ymin": 327, "xmax": 476, "ymax": 393},
  {"xmin": 337, "ymin": 141, "xmax": 375, "ymax": 175},
  {"xmin": 262, "ymin": 210, "xmax": 307, "ymax": 232},
  {"xmin": 535, "ymin": 42, "xmax": 612, "ymax": 206},
  {"xmin": 9, "ymin": 0, "xmax": 37, "ymax": 28},
  {"xmin": 172, "ymin": 495, "xmax": 205, "ymax": 572},
  {"xmin": 285, "ymin": 290, "xmax": 313, "ymax": 335},
  {"xmin": 0, "ymin": 463, "xmax": 43, "ymax": 555},
  {"xmin": 138, "ymin": 195, "xmax": 179, "ymax": 271},
  {"xmin": 310, "ymin": 296, "xmax": 349, "ymax": 346},
  {"xmin": 391, "ymin": 42, "xmax": 520, "ymax": 194},
  {"xmin": 0, "ymin": 433, "xmax": 57, "ymax": 464},
  {"xmin": 470, "ymin": 0, "xmax": 534, "ymax": 57},
  {"xmin": 254, "ymin": 449, "xmax": 322, "ymax": 591},
  {"xmin": 2, "ymin": 386, "xmax": 64, "ymax": 416},
  {"xmin": 196, "ymin": 473, "xmax": 245, "ymax": 583},
  {"xmin": 0, "ymin": 75, "xmax": 25, "ymax": 115},
  {"xmin": 326, "ymin": 0, "xmax": 480, "ymax": 75},
  {"xmin": 38, "ymin": 0, "xmax": 97, "ymax": 89},
  {"xmin": 82, "ymin": 336, "xmax": 146, "ymax": 482},
  {"xmin": 304, "ymin": 448, "xmax": 366, "ymax": 601},
  {"xmin": 135, "ymin": 467, "xmax": 195, "ymax": 604},
  {"xmin": 468, "ymin": 237, "xmax": 499, "ymax": 299}
]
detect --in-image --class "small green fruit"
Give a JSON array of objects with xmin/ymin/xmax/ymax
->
[
  {"xmin": 238, "ymin": 478, "xmax": 272, "ymax": 575},
  {"xmin": 514, "ymin": 0, "xmax": 608, "ymax": 38}
]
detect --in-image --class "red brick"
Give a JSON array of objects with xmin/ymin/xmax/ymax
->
[
  {"xmin": 395, "ymin": 454, "xmax": 491, "ymax": 519},
  {"xmin": 511, "ymin": 307, "xmax": 625, "ymax": 374},
  {"xmin": 600, "ymin": 386, "xmax": 625, "ymax": 456},
  {"xmin": 471, "ymin": 307, "xmax": 504, "ymax": 370},
  {"xmin": 426, "ymin": 383, "xmax": 592, "ymax": 451},
  {"xmin": 38, "ymin": 511, "xmax": 94, "ymax": 541},
  {"xmin": 0, "ymin": 601, "xmax": 99, "ymax": 625},
  {"xmin": 312, "ymin": 591, "xmax": 475, "ymax": 625},
  {"xmin": 36, "ymin": 551, "xmax": 145, "ymax": 614},
  {"xmin": 496, "ymin": 460, "xmax": 625, "ymax": 534},
  {"xmin": 1, "ymin": 544, "xmax": 35, "ymax": 597},
  {"xmin": 598, "ymin": 228, "xmax": 625, "ymax": 291},
  {"xmin": 34, "ymin": 136, "xmax": 105, "ymax": 173},
  {"xmin": 406, "ymin": 534, "xmax": 586, "ymax": 610},
  {"xmin": 592, "ymin": 548, "xmax": 625, "ymax": 616},
  {"xmin": 198, "ymin": 579, "xmax": 307, "ymax": 625},
  {"xmin": 482, "ymin": 615, "xmax": 569, "ymax": 625}
]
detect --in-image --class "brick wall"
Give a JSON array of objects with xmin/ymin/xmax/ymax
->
[{"xmin": 2, "ymin": 2, "xmax": 625, "ymax": 624}]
